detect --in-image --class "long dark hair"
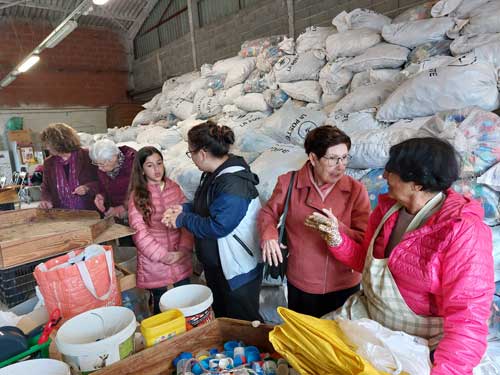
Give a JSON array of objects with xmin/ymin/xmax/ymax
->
[{"xmin": 128, "ymin": 146, "xmax": 165, "ymax": 226}]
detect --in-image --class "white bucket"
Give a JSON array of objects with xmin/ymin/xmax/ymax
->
[
  {"xmin": 159, "ymin": 284, "xmax": 214, "ymax": 330},
  {"xmin": 0, "ymin": 359, "xmax": 70, "ymax": 375},
  {"xmin": 55, "ymin": 306, "xmax": 136, "ymax": 374}
]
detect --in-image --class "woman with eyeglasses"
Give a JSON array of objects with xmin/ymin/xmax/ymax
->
[
  {"xmin": 258, "ymin": 125, "xmax": 371, "ymax": 318},
  {"xmin": 89, "ymin": 139, "xmax": 135, "ymax": 221},
  {"xmin": 307, "ymin": 138, "xmax": 493, "ymax": 374},
  {"xmin": 162, "ymin": 121, "xmax": 263, "ymax": 322},
  {"xmin": 39, "ymin": 123, "xmax": 98, "ymax": 210}
]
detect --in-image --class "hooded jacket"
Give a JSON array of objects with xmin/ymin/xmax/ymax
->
[
  {"xmin": 176, "ymin": 155, "xmax": 262, "ymax": 290},
  {"xmin": 330, "ymin": 189, "xmax": 494, "ymax": 375}
]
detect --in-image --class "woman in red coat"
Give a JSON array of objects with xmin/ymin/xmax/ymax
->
[
  {"xmin": 258, "ymin": 125, "xmax": 371, "ymax": 318},
  {"xmin": 39, "ymin": 123, "xmax": 98, "ymax": 210}
]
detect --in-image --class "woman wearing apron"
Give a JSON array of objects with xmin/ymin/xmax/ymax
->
[{"xmin": 306, "ymin": 137, "xmax": 494, "ymax": 375}]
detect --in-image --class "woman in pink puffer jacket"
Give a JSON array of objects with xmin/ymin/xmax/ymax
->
[
  {"xmin": 128, "ymin": 146, "xmax": 193, "ymax": 314},
  {"xmin": 306, "ymin": 137, "xmax": 494, "ymax": 375}
]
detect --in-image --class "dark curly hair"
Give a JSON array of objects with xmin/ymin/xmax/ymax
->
[
  {"xmin": 40, "ymin": 123, "xmax": 81, "ymax": 153},
  {"xmin": 304, "ymin": 125, "xmax": 351, "ymax": 159},
  {"xmin": 187, "ymin": 120, "xmax": 235, "ymax": 157},
  {"xmin": 385, "ymin": 137, "xmax": 461, "ymax": 192},
  {"xmin": 128, "ymin": 146, "xmax": 165, "ymax": 226}
]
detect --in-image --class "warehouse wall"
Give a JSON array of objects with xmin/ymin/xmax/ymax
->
[
  {"xmin": 132, "ymin": 0, "xmax": 428, "ymax": 97},
  {"xmin": 0, "ymin": 20, "xmax": 129, "ymax": 108}
]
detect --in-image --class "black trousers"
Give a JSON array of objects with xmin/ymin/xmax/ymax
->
[
  {"xmin": 149, "ymin": 277, "xmax": 191, "ymax": 315},
  {"xmin": 287, "ymin": 281, "xmax": 360, "ymax": 318},
  {"xmin": 204, "ymin": 265, "xmax": 263, "ymax": 322}
]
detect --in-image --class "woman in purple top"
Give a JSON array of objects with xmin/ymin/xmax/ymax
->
[
  {"xmin": 89, "ymin": 139, "xmax": 135, "ymax": 221},
  {"xmin": 39, "ymin": 123, "xmax": 98, "ymax": 210}
]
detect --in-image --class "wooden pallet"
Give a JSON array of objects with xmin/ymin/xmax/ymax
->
[
  {"xmin": 94, "ymin": 318, "xmax": 274, "ymax": 375},
  {"xmin": 0, "ymin": 208, "xmax": 134, "ymax": 269}
]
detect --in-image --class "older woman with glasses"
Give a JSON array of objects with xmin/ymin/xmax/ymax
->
[
  {"xmin": 89, "ymin": 139, "xmax": 136, "ymax": 220},
  {"xmin": 258, "ymin": 125, "xmax": 371, "ymax": 318}
]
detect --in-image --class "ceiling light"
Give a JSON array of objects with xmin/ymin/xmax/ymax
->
[
  {"xmin": 0, "ymin": 74, "xmax": 16, "ymax": 88},
  {"xmin": 18, "ymin": 55, "xmax": 40, "ymax": 73},
  {"xmin": 92, "ymin": 0, "xmax": 110, "ymax": 5},
  {"xmin": 45, "ymin": 20, "xmax": 78, "ymax": 48}
]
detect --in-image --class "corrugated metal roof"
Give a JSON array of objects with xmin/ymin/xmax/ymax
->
[{"xmin": 0, "ymin": 0, "xmax": 147, "ymax": 34}]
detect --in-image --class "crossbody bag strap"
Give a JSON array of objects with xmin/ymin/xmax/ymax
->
[{"xmin": 279, "ymin": 171, "xmax": 296, "ymax": 244}]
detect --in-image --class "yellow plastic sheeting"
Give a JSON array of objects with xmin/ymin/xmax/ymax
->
[{"xmin": 269, "ymin": 307, "xmax": 394, "ymax": 375}]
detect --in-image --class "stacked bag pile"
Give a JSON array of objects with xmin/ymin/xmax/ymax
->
[{"xmin": 78, "ymin": 0, "xmax": 499, "ymax": 278}]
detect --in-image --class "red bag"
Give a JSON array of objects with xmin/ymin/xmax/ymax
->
[{"xmin": 34, "ymin": 245, "xmax": 121, "ymax": 320}]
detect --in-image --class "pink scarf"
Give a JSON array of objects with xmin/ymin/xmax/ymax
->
[{"xmin": 55, "ymin": 151, "xmax": 86, "ymax": 209}]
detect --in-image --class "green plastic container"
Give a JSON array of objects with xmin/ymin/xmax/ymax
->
[
  {"xmin": 6, "ymin": 117, "xmax": 23, "ymax": 131},
  {"xmin": 0, "ymin": 333, "xmax": 51, "ymax": 368}
]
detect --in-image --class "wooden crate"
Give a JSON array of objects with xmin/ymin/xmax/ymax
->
[
  {"xmin": 95, "ymin": 318, "xmax": 274, "ymax": 375},
  {"xmin": 0, "ymin": 208, "xmax": 134, "ymax": 269}
]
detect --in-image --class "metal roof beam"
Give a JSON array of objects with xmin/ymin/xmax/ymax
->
[{"xmin": 127, "ymin": 0, "xmax": 159, "ymax": 40}]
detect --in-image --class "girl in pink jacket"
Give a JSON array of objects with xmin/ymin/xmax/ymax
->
[{"xmin": 128, "ymin": 146, "xmax": 193, "ymax": 314}]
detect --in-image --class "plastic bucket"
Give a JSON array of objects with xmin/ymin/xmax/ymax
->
[
  {"xmin": 55, "ymin": 306, "xmax": 136, "ymax": 374},
  {"xmin": 159, "ymin": 284, "xmax": 214, "ymax": 330},
  {"xmin": 0, "ymin": 359, "xmax": 70, "ymax": 375}
]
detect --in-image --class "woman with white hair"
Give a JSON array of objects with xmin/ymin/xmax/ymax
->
[{"xmin": 89, "ymin": 140, "xmax": 136, "ymax": 220}]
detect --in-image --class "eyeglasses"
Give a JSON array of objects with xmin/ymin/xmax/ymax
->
[
  {"xmin": 185, "ymin": 149, "xmax": 198, "ymax": 159},
  {"xmin": 321, "ymin": 154, "xmax": 352, "ymax": 166}
]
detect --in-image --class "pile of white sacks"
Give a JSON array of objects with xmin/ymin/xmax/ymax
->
[{"xmin": 80, "ymin": 0, "xmax": 500, "ymax": 277}]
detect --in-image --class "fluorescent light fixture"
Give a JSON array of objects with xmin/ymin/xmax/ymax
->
[
  {"xmin": 18, "ymin": 55, "xmax": 40, "ymax": 73},
  {"xmin": 93, "ymin": 0, "xmax": 110, "ymax": 4},
  {"xmin": 0, "ymin": 74, "xmax": 16, "ymax": 88},
  {"xmin": 46, "ymin": 20, "xmax": 78, "ymax": 48}
]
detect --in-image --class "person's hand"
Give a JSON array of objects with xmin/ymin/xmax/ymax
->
[
  {"xmin": 39, "ymin": 200, "xmax": 53, "ymax": 209},
  {"xmin": 105, "ymin": 205, "xmax": 126, "ymax": 219},
  {"xmin": 73, "ymin": 185, "xmax": 89, "ymax": 196},
  {"xmin": 162, "ymin": 205, "xmax": 183, "ymax": 228},
  {"xmin": 161, "ymin": 251, "xmax": 189, "ymax": 265},
  {"xmin": 304, "ymin": 208, "xmax": 343, "ymax": 247},
  {"xmin": 262, "ymin": 239, "xmax": 286, "ymax": 267},
  {"xmin": 94, "ymin": 194, "xmax": 106, "ymax": 212}
]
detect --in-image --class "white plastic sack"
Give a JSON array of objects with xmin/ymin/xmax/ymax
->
[
  {"xmin": 382, "ymin": 18, "xmax": 454, "ymax": 49},
  {"xmin": 164, "ymin": 147, "xmax": 202, "ymax": 201},
  {"xmin": 113, "ymin": 126, "xmax": 141, "ymax": 143},
  {"xmin": 402, "ymin": 55, "xmax": 457, "ymax": 77},
  {"xmin": 257, "ymin": 100, "xmax": 326, "ymax": 146},
  {"xmin": 132, "ymin": 109, "xmax": 156, "ymax": 126},
  {"xmin": 263, "ymin": 89, "xmax": 289, "ymax": 109},
  {"xmin": 250, "ymin": 143, "xmax": 308, "ymax": 203},
  {"xmin": 142, "ymin": 93, "xmax": 162, "ymax": 110},
  {"xmin": 333, "ymin": 8, "xmax": 391, "ymax": 32},
  {"xmin": 325, "ymin": 28, "xmax": 381, "ymax": 60},
  {"xmin": 170, "ymin": 99, "xmax": 194, "ymax": 121},
  {"xmin": 319, "ymin": 59, "xmax": 354, "ymax": 96},
  {"xmin": 393, "ymin": 1, "xmax": 435, "ymax": 24},
  {"xmin": 444, "ymin": 0, "xmax": 491, "ymax": 18},
  {"xmin": 463, "ymin": 2, "xmax": 500, "ymax": 36},
  {"xmin": 136, "ymin": 126, "xmax": 182, "ymax": 150},
  {"xmin": 224, "ymin": 58, "xmax": 256, "ymax": 89},
  {"xmin": 349, "ymin": 69, "xmax": 402, "ymax": 93},
  {"xmin": 335, "ymin": 81, "xmax": 398, "ymax": 113},
  {"xmin": 349, "ymin": 120, "xmax": 425, "ymax": 169},
  {"xmin": 377, "ymin": 62, "xmax": 500, "ymax": 122},
  {"xmin": 273, "ymin": 50, "xmax": 326, "ymax": 83},
  {"xmin": 278, "ymin": 37, "xmax": 295, "ymax": 55},
  {"xmin": 220, "ymin": 111, "xmax": 269, "ymax": 137},
  {"xmin": 296, "ymin": 26, "xmax": 335, "ymax": 54},
  {"xmin": 450, "ymin": 33, "xmax": 500, "ymax": 56},
  {"xmin": 193, "ymin": 94, "xmax": 222, "ymax": 119},
  {"xmin": 279, "ymin": 81, "xmax": 322, "ymax": 104},
  {"xmin": 233, "ymin": 93, "xmax": 269, "ymax": 113},
  {"xmin": 478, "ymin": 163, "xmax": 500, "ymax": 192},
  {"xmin": 222, "ymin": 104, "xmax": 247, "ymax": 117},
  {"xmin": 430, "ymin": 0, "xmax": 462, "ymax": 17},
  {"xmin": 337, "ymin": 318, "xmax": 432, "ymax": 375},
  {"xmin": 213, "ymin": 56, "xmax": 244, "ymax": 75},
  {"xmin": 216, "ymin": 84, "xmax": 243, "ymax": 106},
  {"xmin": 343, "ymin": 43, "xmax": 409, "ymax": 73},
  {"xmin": 471, "ymin": 41, "xmax": 500, "ymax": 69},
  {"xmin": 321, "ymin": 90, "xmax": 347, "ymax": 107},
  {"xmin": 78, "ymin": 133, "xmax": 94, "ymax": 148},
  {"xmin": 417, "ymin": 107, "xmax": 500, "ymax": 178},
  {"xmin": 326, "ymin": 109, "xmax": 386, "ymax": 134},
  {"xmin": 243, "ymin": 70, "xmax": 273, "ymax": 93}
]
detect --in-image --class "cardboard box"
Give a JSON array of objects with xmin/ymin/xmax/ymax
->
[{"xmin": 7, "ymin": 130, "xmax": 32, "ymax": 145}]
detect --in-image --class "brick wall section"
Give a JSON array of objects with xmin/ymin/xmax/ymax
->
[
  {"xmin": 132, "ymin": 0, "xmax": 429, "ymax": 96},
  {"xmin": 0, "ymin": 20, "xmax": 129, "ymax": 108}
]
